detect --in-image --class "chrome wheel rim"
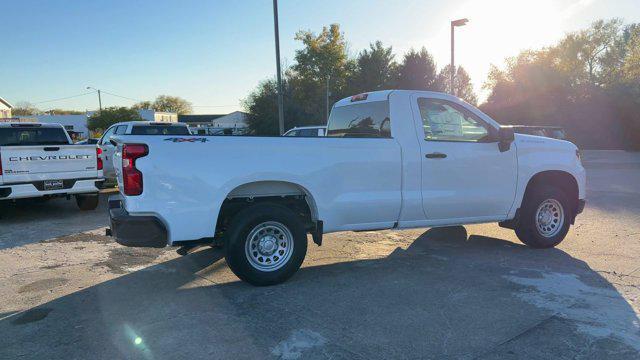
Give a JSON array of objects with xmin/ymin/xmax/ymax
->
[
  {"xmin": 535, "ymin": 199, "xmax": 564, "ymax": 238},
  {"xmin": 244, "ymin": 221, "xmax": 294, "ymax": 272}
]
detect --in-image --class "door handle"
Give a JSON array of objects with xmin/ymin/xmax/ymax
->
[
  {"xmin": 425, "ymin": 152, "xmax": 447, "ymax": 159},
  {"xmin": 44, "ymin": 147, "xmax": 60, "ymax": 151}
]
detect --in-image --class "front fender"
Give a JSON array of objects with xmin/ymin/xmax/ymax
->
[{"xmin": 509, "ymin": 136, "xmax": 586, "ymax": 218}]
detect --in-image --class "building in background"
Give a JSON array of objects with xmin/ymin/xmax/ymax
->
[
  {"xmin": 178, "ymin": 111, "xmax": 248, "ymax": 129},
  {"xmin": 16, "ymin": 114, "xmax": 91, "ymax": 138},
  {"xmin": 0, "ymin": 97, "xmax": 12, "ymax": 118},
  {"xmin": 137, "ymin": 109, "xmax": 178, "ymax": 123},
  {"xmin": 14, "ymin": 109, "xmax": 177, "ymax": 139}
]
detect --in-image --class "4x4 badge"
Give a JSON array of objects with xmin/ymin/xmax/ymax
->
[{"xmin": 164, "ymin": 137, "xmax": 208, "ymax": 143}]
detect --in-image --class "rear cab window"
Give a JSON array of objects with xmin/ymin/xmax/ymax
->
[
  {"xmin": 0, "ymin": 126, "xmax": 70, "ymax": 146},
  {"xmin": 131, "ymin": 125, "xmax": 191, "ymax": 135},
  {"xmin": 326, "ymin": 100, "xmax": 391, "ymax": 138}
]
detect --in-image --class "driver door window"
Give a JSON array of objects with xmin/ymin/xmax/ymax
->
[{"xmin": 418, "ymin": 98, "xmax": 491, "ymax": 142}]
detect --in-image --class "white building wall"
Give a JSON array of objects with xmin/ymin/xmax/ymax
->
[
  {"xmin": 137, "ymin": 109, "xmax": 155, "ymax": 121},
  {"xmin": 154, "ymin": 112, "xmax": 178, "ymax": 123},
  {"xmin": 0, "ymin": 103, "xmax": 11, "ymax": 118},
  {"xmin": 16, "ymin": 115, "xmax": 90, "ymax": 137},
  {"xmin": 211, "ymin": 111, "xmax": 248, "ymax": 128},
  {"xmin": 133, "ymin": 109, "xmax": 177, "ymax": 122}
]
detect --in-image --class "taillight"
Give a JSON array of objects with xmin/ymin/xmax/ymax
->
[
  {"xmin": 122, "ymin": 144, "xmax": 148, "ymax": 196},
  {"xmin": 0, "ymin": 151, "xmax": 3, "ymax": 175},
  {"xmin": 96, "ymin": 147, "xmax": 103, "ymax": 170}
]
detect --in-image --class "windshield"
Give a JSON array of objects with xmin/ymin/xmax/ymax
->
[{"xmin": 0, "ymin": 127, "xmax": 70, "ymax": 146}]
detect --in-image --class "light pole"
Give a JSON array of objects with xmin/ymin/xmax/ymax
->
[
  {"xmin": 325, "ymin": 75, "xmax": 330, "ymax": 122},
  {"xmin": 272, "ymin": 0, "xmax": 285, "ymax": 135},
  {"xmin": 450, "ymin": 18, "xmax": 468, "ymax": 97},
  {"xmin": 86, "ymin": 86, "xmax": 102, "ymax": 112}
]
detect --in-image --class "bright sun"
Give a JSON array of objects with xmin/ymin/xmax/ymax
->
[{"xmin": 447, "ymin": 0, "xmax": 566, "ymax": 98}]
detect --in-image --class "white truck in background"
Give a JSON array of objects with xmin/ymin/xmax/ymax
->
[
  {"xmin": 0, "ymin": 122, "xmax": 103, "ymax": 210},
  {"xmin": 107, "ymin": 90, "xmax": 586, "ymax": 286},
  {"xmin": 98, "ymin": 121, "xmax": 191, "ymax": 181}
]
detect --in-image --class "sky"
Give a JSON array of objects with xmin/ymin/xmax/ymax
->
[{"xmin": 2, "ymin": 0, "xmax": 639, "ymax": 114}]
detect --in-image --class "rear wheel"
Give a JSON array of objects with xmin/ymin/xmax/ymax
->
[
  {"xmin": 224, "ymin": 203, "xmax": 307, "ymax": 286},
  {"xmin": 75, "ymin": 194, "xmax": 99, "ymax": 211},
  {"xmin": 515, "ymin": 186, "xmax": 572, "ymax": 248}
]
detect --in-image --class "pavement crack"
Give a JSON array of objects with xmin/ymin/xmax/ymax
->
[{"xmin": 471, "ymin": 314, "xmax": 560, "ymax": 359}]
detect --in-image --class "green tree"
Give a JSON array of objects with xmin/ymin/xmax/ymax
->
[
  {"xmin": 437, "ymin": 65, "xmax": 478, "ymax": 105},
  {"xmin": 553, "ymin": 19, "xmax": 622, "ymax": 87},
  {"xmin": 11, "ymin": 101, "xmax": 39, "ymax": 116},
  {"xmin": 481, "ymin": 19, "xmax": 640, "ymax": 149},
  {"xmin": 151, "ymin": 95, "xmax": 192, "ymax": 114},
  {"xmin": 131, "ymin": 101, "xmax": 153, "ymax": 110},
  {"xmin": 396, "ymin": 47, "xmax": 440, "ymax": 91},
  {"xmin": 349, "ymin": 41, "xmax": 398, "ymax": 93},
  {"xmin": 243, "ymin": 79, "xmax": 309, "ymax": 136},
  {"xmin": 87, "ymin": 107, "xmax": 143, "ymax": 131},
  {"xmin": 46, "ymin": 109, "xmax": 84, "ymax": 115},
  {"xmin": 290, "ymin": 24, "xmax": 354, "ymax": 122},
  {"xmin": 622, "ymin": 24, "xmax": 640, "ymax": 81}
]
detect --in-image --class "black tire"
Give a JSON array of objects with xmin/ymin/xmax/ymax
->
[
  {"xmin": 224, "ymin": 203, "xmax": 307, "ymax": 286},
  {"xmin": 515, "ymin": 186, "xmax": 572, "ymax": 248},
  {"xmin": 75, "ymin": 194, "xmax": 99, "ymax": 211}
]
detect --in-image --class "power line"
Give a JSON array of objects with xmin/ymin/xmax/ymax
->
[
  {"xmin": 32, "ymin": 92, "xmax": 94, "ymax": 105},
  {"xmin": 101, "ymin": 90, "xmax": 240, "ymax": 107},
  {"xmin": 99, "ymin": 90, "xmax": 144, "ymax": 103},
  {"xmin": 30, "ymin": 89, "xmax": 241, "ymax": 110}
]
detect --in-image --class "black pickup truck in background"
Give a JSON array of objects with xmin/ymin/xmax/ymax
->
[{"xmin": 511, "ymin": 126, "xmax": 566, "ymax": 140}]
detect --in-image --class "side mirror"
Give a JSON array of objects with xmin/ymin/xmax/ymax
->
[
  {"xmin": 498, "ymin": 126, "xmax": 515, "ymax": 152},
  {"xmin": 109, "ymin": 139, "xmax": 118, "ymax": 147}
]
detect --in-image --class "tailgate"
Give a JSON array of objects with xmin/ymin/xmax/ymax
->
[{"xmin": 0, "ymin": 145, "xmax": 98, "ymax": 184}]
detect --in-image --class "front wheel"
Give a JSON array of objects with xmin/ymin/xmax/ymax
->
[
  {"xmin": 515, "ymin": 186, "xmax": 572, "ymax": 248},
  {"xmin": 224, "ymin": 203, "xmax": 308, "ymax": 286},
  {"xmin": 75, "ymin": 194, "xmax": 99, "ymax": 211}
]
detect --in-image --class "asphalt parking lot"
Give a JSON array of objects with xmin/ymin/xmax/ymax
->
[{"xmin": 0, "ymin": 150, "xmax": 638, "ymax": 359}]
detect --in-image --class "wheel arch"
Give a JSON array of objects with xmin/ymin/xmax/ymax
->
[
  {"xmin": 522, "ymin": 170, "xmax": 579, "ymax": 216},
  {"xmin": 225, "ymin": 180, "xmax": 319, "ymax": 219},
  {"xmin": 214, "ymin": 180, "xmax": 320, "ymax": 242}
]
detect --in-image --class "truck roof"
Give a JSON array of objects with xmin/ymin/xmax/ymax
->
[
  {"xmin": 333, "ymin": 90, "xmax": 465, "ymax": 107},
  {"xmin": 112, "ymin": 121, "xmax": 188, "ymax": 127},
  {"xmin": 288, "ymin": 125, "xmax": 327, "ymax": 130},
  {"xmin": 0, "ymin": 122, "xmax": 65, "ymax": 128}
]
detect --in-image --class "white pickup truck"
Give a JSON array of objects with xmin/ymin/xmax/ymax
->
[
  {"xmin": 0, "ymin": 122, "xmax": 103, "ymax": 210},
  {"xmin": 108, "ymin": 90, "xmax": 586, "ymax": 285}
]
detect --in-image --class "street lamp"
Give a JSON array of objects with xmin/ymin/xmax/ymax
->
[
  {"xmin": 272, "ymin": 0, "xmax": 285, "ymax": 135},
  {"xmin": 450, "ymin": 18, "xmax": 468, "ymax": 97},
  {"xmin": 86, "ymin": 86, "xmax": 102, "ymax": 112}
]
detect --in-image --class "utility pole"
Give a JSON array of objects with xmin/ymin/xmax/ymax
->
[
  {"xmin": 273, "ymin": 0, "xmax": 285, "ymax": 135},
  {"xmin": 86, "ymin": 86, "xmax": 102, "ymax": 112},
  {"xmin": 450, "ymin": 18, "xmax": 468, "ymax": 97}
]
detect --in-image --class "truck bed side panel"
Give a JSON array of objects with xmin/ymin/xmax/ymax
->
[{"xmin": 118, "ymin": 136, "xmax": 403, "ymax": 243}]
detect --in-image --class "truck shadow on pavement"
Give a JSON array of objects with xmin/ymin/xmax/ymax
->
[{"xmin": 1, "ymin": 227, "xmax": 639, "ymax": 359}]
